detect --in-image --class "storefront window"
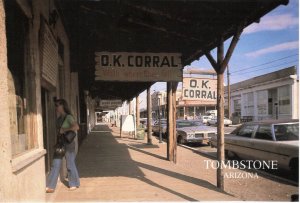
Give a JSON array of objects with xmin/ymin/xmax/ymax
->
[
  {"xmin": 233, "ymin": 99, "xmax": 241, "ymax": 116},
  {"xmin": 242, "ymin": 92, "xmax": 254, "ymax": 116},
  {"xmin": 278, "ymin": 85, "xmax": 291, "ymax": 115},
  {"xmin": 5, "ymin": 1, "xmax": 36, "ymax": 156},
  {"xmin": 257, "ymin": 90, "xmax": 268, "ymax": 115}
]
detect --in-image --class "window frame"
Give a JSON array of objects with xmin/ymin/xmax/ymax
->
[
  {"xmin": 277, "ymin": 85, "xmax": 291, "ymax": 115},
  {"xmin": 236, "ymin": 124, "xmax": 258, "ymax": 138},
  {"xmin": 254, "ymin": 124, "xmax": 274, "ymax": 141},
  {"xmin": 5, "ymin": 1, "xmax": 40, "ymax": 157}
]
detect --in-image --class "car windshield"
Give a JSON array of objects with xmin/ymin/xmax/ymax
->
[
  {"xmin": 274, "ymin": 123, "xmax": 299, "ymax": 141},
  {"xmin": 177, "ymin": 121, "xmax": 200, "ymax": 128}
]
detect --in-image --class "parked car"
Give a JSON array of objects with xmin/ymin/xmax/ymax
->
[
  {"xmin": 152, "ymin": 119, "xmax": 167, "ymax": 136},
  {"xmin": 200, "ymin": 115, "xmax": 213, "ymax": 124},
  {"xmin": 176, "ymin": 120, "xmax": 217, "ymax": 145},
  {"xmin": 210, "ymin": 119, "xmax": 299, "ymax": 177},
  {"xmin": 207, "ymin": 117, "xmax": 232, "ymax": 126}
]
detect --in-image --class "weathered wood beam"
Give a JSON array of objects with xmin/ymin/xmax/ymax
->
[
  {"xmin": 220, "ymin": 27, "xmax": 243, "ymax": 73},
  {"xmin": 16, "ymin": 0, "xmax": 32, "ymax": 18},
  {"xmin": 172, "ymin": 82, "xmax": 178, "ymax": 163},
  {"xmin": 136, "ymin": 95, "xmax": 140, "ymax": 129},
  {"xmin": 167, "ymin": 82, "xmax": 177, "ymax": 163},
  {"xmin": 126, "ymin": 18, "xmax": 203, "ymax": 43},
  {"xmin": 129, "ymin": 100, "xmax": 132, "ymax": 115},
  {"xmin": 216, "ymin": 37, "xmax": 225, "ymax": 190},
  {"xmin": 205, "ymin": 52, "xmax": 218, "ymax": 71},
  {"xmin": 167, "ymin": 82, "xmax": 172, "ymax": 161},
  {"xmin": 147, "ymin": 87, "xmax": 152, "ymax": 145},
  {"xmin": 125, "ymin": 3, "xmax": 189, "ymax": 23}
]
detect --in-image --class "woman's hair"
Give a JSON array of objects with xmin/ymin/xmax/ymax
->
[{"xmin": 55, "ymin": 99, "xmax": 72, "ymax": 115}]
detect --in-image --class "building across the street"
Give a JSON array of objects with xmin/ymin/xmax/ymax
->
[
  {"xmin": 142, "ymin": 66, "xmax": 299, "ymax": 123},
  {"xmin": 225, "ymin": 66, "xmax": 299, "ymax": 123}
]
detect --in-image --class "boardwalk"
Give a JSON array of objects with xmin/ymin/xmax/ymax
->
[{"xmin": 46, "ymin": 124, "xmax": 236, "ymax": 202}]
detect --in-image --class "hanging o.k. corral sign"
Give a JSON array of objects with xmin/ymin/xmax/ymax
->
[
  {"xmin": 95, "ymin": 52, "xmax": 182, "ymax": 82},
  {"xmin": 182, "ymin": 77, "xmax": 217, "ymax": 105}
]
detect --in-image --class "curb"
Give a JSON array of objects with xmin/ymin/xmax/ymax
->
[{"xmin": 178, "ymin": 144, "xmax": 216, "ymax": 159}]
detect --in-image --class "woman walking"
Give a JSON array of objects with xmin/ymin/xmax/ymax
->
[{"xmin": 46, "ymin": 99, "xmax": 80, "ymax": 193}]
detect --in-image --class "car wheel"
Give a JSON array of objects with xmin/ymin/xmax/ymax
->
[
  {"xmin": 290, "ymin": 158, "xmax": 299, "ymax": 180},
  {"xmin": 177, "ymin": 136, "xmax": 185, "ymax": 144},
  {"xmin": 226, "ymin": 150, "xmax": 239, "ymax": 160},
  {"xmin": 163, "ymin": 132, "xmax": 167, "ymax": 139}
]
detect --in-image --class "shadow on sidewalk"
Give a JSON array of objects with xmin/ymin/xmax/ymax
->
[
  {"xmin": 76, "ymin": 125, "xmax": 233, "ymax": 201},
  {"xmin": 127, "ymin": 144, "xmax": 166, "ymax": 161}
]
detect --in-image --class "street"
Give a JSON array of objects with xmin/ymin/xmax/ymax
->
[{"xmin": 179, "ymin": 125, "xmax": 298, "ymax": 184}]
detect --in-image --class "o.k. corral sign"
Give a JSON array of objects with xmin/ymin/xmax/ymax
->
[
  {"xmin": 182, "ymin": 77, "xmax": 217, "ymax": 105},
  {"xmin": 95, "ymin": 52, "xmax": 182, "ymax": 82}
]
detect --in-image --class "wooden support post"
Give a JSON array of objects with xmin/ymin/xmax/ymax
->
[
  {"xmin": 129, "ymin": 100, "xmax": 132, "ymax": 115},
  {"xmin": 147, "ymin": 87, "xmax": 152, "ymax": 144},
  {"xmin": 205, "ymin": 28, "xmax": 243, "ymax": 190},
  {"xmin": 227, "ymin": 66, "xmax": 231, "ymax": 119},
  {"xmin": 167, "ymin": 82, "xmax": 177, "ymax": 163},
  {"xmin": 172, "ymin": 82, "xmax": 178, "ymax": 163},
  {"xmin": 136, "ymin": 96, "xmax": 140, "ymax": 128},
  {"xmin": 216, "ymin": 38, "xmax": 225, "ymax": 190}
]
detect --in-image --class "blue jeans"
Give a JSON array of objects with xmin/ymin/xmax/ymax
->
[{"xmin": 46, "ymin": 150, "xmax": 80, "ymax": 189}]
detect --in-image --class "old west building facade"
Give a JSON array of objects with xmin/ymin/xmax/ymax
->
[
  {"xmin": 0, "ymin": 0, "xmax": 89, "ymax": 200},
  {"xmin": 144, "ymin": 66, "xmax": 298, "ymax": 122},
  {"xmin": 225, "ymin": 66, "xmax": 299, "ymax": 123},
  {"xmin": 0, "ymin": 0, "xmax": 290, "ymax": 201},
  {"xmin": 150, "ymin": 89, "xmax": 217, "ymax": 120}
]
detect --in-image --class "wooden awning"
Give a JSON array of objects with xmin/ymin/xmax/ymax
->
[{"xmin": 57, "ymin": 0, "xmax": 288, "ymax": 101}]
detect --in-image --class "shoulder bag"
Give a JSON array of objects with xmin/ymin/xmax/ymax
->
[
  {"xmin": 54, "ymin": 115, "xmax": 68, "ymax": 158},
  {"xmin": 63, "ymin": 115, "xmax": 77, "ymax": 144}
]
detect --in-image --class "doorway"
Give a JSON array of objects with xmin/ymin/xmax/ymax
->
[
  {"xmin": 268, "ymin": 88, "xmax": 278, "ymax": 119},
  {"xmin": 41, "ymin": 88, "xmax": 56, "ymax": 173},
  {"xmin": 41, "ymin": 88, "xmax": 51, "ymax": 172}
]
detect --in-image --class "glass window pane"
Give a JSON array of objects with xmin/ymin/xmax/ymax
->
[
  {"xmin": 255, "ymin": 125, "xmax": 273, "ymax": 140},
  {"xmin": 257, "ymin": 90, "xmax": 268, "ymax": 115},
  {"xmin": 237, "ymin": 125, "xmax": 256, "ymax": 138},
  {"xmin": 278, "ymin": 86, "xmax": 291, "ymax": 114},
  {"xmin": 242, "ymin": 93, "xmax": 254, "ymax": 116},
  {"xmin": 274, "ymin": 124, "xmax": 299, "ymax": 141}
]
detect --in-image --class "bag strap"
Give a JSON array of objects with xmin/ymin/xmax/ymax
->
[{"xmin": 58, "ymin": 114, "xmax": 68, "ymax": 133}]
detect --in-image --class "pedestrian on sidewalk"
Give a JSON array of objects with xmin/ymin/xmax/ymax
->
[{"xmin": 46, "ymin": 99, "xmax": 80, "ymax": 193}]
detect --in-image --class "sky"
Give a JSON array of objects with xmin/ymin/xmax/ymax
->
[{"xmin": 138, "ymin": 0, "xmax": 299, "ymax": 109}]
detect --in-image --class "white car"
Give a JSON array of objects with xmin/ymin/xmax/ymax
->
[
  {"xmin": 152, "ymin": 119, "xmax": 167, "ymax": 136},
  {"xmin": 207, "ymin": 117, "xmax": 232, "ymax": 126},
  {"xmin": 200, "ymin": 116, "xmax": 213, "ymax": 124},
  {"xmin": 176, "ymin": 120, "xmax": 217, "ymax": 144},
  {"xmin": 210, "ymin": 119, "xmax": 299, "ymax": 178}
]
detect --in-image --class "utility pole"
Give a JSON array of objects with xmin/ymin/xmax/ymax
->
[{"xmin": 227, "ymin": 65, "xmax": 231, "ymax": 119}]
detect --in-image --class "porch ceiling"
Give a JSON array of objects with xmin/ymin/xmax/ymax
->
[{"xmin": 57, "ymin": 0, "xmax": 288, "ymax": 101}]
